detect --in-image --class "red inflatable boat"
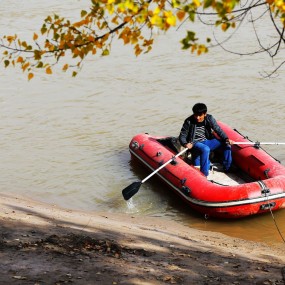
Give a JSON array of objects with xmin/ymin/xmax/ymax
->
[{"xmin": 126, "ymin": 122, "xmax": 285, "ymax": 218}]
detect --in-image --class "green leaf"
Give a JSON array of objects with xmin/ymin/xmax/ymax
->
[
  {"xmin": 54, "ymin": 33, "xmax": 60, "ymax": 41},
  {"xmin": 36, "ymin": 61, "xmax": 44, "ymax": 68},
  {"xmin": 41, "ymin": 24, "xmax": 47, "ymax": 35},
  {"xmin": 102, "ymin": 49, "xmax": 110, "ymax": 56},
  {"xmin": 181, "ymin": 38, "xmax": 190, "ymax": 49},
  {"xmin": 188, "ymin": 11, "xmax": 195, "ymax": 22},
  {"xmin": 4, "ymin": 60, "xmax": 9, "ymax": 67},
  {"xmin": 187, "ymin": 31, "xmax": 197, "ymax": 42},
  {"xmin": 204, "ymin": 0, "xmax": 213, "ymax": 9},
  {"xmin": 81, "ymin": 10, "xmax": 87, "ymax": 17}
]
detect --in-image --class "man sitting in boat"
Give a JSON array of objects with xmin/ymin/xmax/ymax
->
[{"xmin": 179, "ymin": 103, "xmax": 234, "ymax": 177}]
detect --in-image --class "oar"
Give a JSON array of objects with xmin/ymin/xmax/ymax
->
[
  {"xmin": 234, "ymin": 142, "xmax": 285, "ymax": 146},
  {"xmin": 122, "ymin": 148, "xmax": 188, "ymax": 200}
]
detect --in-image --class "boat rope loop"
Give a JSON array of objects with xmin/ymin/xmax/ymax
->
[{"xmin": 258, "ymin": 180, "xmax": 285, "ymax": 243}]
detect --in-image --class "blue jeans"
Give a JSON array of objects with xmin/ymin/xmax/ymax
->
[{"xmin": 191, "ymin": 139, "xmax": 232, "ymax": 176}]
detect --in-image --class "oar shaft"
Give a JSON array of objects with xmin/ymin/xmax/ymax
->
[
  {"xmin": 234, "ymin": 142, "xmax": 285, "ymax": 145},
  {"xmin": 141, "ymin": 148, "xmax": 188, "ymax": 184}
]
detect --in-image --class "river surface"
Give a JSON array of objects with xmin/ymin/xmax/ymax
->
[{"xmin": 1, "ymin": 1, "xmax": 285, "ymax": 245}]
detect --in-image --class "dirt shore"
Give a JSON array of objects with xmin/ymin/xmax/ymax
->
[{"xmin": 0, "ymin": 193, "xmax": 284, "ymax": 285}]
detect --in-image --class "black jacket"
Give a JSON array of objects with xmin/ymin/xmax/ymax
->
[{"xmin": 179, "ymin": 114, "xmax": 228, "ymax": 146}]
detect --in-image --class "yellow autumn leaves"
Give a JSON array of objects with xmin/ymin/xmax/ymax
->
[
  {"xmin": 0, "ymin": 0, "xmax": 224, "ymax": 80},
  {"xmin": 106, "ymin": 0, "xmax": 179, "ymax": 30},
  {"xmin": 2, "ymin": 0, "xmax": 285, "ymax": 80},
  {"xmin": 106, "ymin": 0, "xmax": 139, "ymax": 14},
  {"xmin": 266, "ymin": 0, "xmax": 285, "ymax": 24},
  {"xmin": 267, "ymin": 0, "xmax": 285, "ymax": 11},
  {"xmin": 150, "ymin": 7, "xmax": 177, "ymax": 28},
  {"xmin": 276, "ymin": 0, "xmax": 285, "ymax": 10}
]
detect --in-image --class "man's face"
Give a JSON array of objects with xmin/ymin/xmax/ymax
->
[{"xmin": 194, "ymin": 112, "xmax": 206, "ymax": 123}]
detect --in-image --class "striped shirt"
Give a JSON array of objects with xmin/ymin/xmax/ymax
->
[{"xmin": 194, "ymin": 124, "xmax": 206, "ymax": 142}]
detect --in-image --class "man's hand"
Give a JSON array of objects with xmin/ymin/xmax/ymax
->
[
  {"xmin": 226, "ymin": 139, "xmax": 234, "ymax": 145},
  {"xmin": 185, "ymin": 143, "xmax": 193, "ymax": 149}
]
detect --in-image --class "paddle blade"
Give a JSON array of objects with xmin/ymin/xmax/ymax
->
[{"xmin": 122, "ymin": 181, "xmax": 142, "ymax": 200}]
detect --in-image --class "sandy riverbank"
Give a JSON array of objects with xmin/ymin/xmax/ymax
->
[{"xmin": 0, "ymin": 193, "xmax": 284, "ymax": 284}]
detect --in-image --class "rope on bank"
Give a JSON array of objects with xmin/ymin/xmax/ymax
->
[
  {"xmin": 262, "ymin": 189, "xmax": 285, "ymax": 243},
  {"xmin": 268, "ymin": 204, "xmax": 285, "ymax": 243},
  {"xmin": 258, "ymin": 179, "xmax": 285, "ymax": 243}
]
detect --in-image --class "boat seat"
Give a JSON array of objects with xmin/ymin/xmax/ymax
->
[{"xmin": 157, "ymin": 137, "xmax": 183, "ymax": 155}]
